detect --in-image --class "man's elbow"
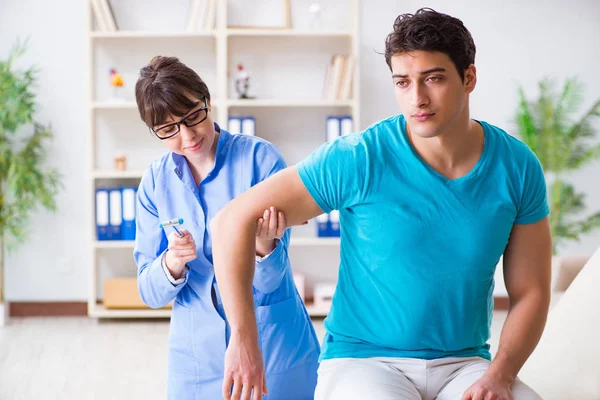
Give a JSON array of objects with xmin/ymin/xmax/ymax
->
[
  {"xmin": 210, "ymin": 204, "xmax": 245, "ymax": 238},
  {"xmin": 509, "ymin": 284, "xmax": 551, "ymax": 312},
  {"xmin": 210, "ymin": 208, "xmax": 226, "ymax": 236}
]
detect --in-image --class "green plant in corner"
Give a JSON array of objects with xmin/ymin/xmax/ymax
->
[
  {"xmin": 0, "ymin": 40, "xmax": 61, "ymax": 304},
  {"xmin": 516, "ymin": 77, "xmax": 600, "ymax": 254}
]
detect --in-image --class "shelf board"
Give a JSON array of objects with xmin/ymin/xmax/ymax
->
[
  {"xmin": 94, "ymin": 238, "xmax": 339, "ymax": 249},
  {"xmin": 91, "ymin": 31, "xmax": 216, "ymax": 39},
  {"xmin": 305, "ymin": 302, "xmax": 330, "ymax": 317},
  {"xmin": 93, "ymin": 170, "xmax": 145, "ymax": 179},
  {"xmin": 92, "ymin": 101, "xmax": 137, "ymax": 110},
  {"xmin": 90, "ymin": 302, "xmax": 327, "ymax": 318},
  {"xmin": 94, "ymin": 240, "xmax": 135, "ymax": 249},
  {"xmin": 227, "ymin": 99, "xmax": 353, "ymax": 107},
  {"xmin": 90, "ymin": 303, "xmax": 171, "ymax": 319},
  {"xmin": 227, "ymin": 29, "xmax": 351, "ymax": 38},
  {"xmin": 291, "ymin": 237, "xmax": 340, "ymax": 246},
  {"xmin": 92, "ymin": 100, "xmax": 224, "ymax": 110}
]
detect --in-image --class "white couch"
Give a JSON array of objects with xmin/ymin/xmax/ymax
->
[{"xmin": 518, "ymin": 247, "xmax": 600, "ymax": 399}]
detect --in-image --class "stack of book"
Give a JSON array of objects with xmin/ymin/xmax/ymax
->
[
  {"xmin": 228, "ymin": 116, "xmax": 256, "ymax": 136},
  {"xmin": 316, "ymin": 211, "xmax": 340, "ymax": 238},
  {"xmin": 96, "ymin": 187, "xmax": 137, "ymax": 241},
  {"xmin": 91, "ymin": 0, "xmax": 118, "ymax": 32},
  {"xmin": 186, "ymin": 0, "xmax": 217, "ymax": 32},
  {"xmin": 323, "ymin": 55, "xmax": 355, "ymax": 101}
]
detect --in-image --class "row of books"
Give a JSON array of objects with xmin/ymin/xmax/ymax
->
[
  {"xmin": 326, "ymin": 115, "xmax": 353, "ymax": 141},
  {"xmin": 228, "ymin": 116, "xmax": 256, "ymax": 136},
  {"xmin": 316, "ymin": 211, "xmax": 340, "ymax": 237},
  {"xmin": 96, "ymin": 187, "xmax": 136, "ymax": 241},
  {"xmin": 94, "ymin": 115, "xmax": 353, "ymax": 242},
  {"xmin": 91, "ymin": 0, "xmax": 118, "ymax": 32},
  {"xmin": 317, "ymin": 115, "xmax": 352, "ymax": 237},
  {"xmin": 227, "ymin": 115, "xmax": 353, "ymax": 139},
  {"xmin": 186, "ymin": 0, "xmax": 217, "ymax": 32},
  {"xmin": 323, "ymin": 55, "xmax": 355, "ymax": 101},
  {"xmin": 96, "ymin": 188, "xmax": 341, "ymax": 241}
]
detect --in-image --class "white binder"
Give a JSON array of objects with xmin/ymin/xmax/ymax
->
[
  {"xmin": 241, "ymin": 117, "xmax": 256, "ymax": 136},
  {"xmin": 326, "ymin": 116, "xmax": 341, "ymax": 143},
  {"xmin": 228, "ymin": 117, "xmax": 242, "ymax": 134}
]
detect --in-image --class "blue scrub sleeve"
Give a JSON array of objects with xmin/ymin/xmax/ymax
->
[
  {"xmin": 254, "ymin": 230, "xmax": 291, "ymax": 294},
  {"xmin": 134, "ymin": 167, "xmax": 189, "ymax": 308}
]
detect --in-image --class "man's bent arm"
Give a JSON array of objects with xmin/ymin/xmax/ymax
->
[
  {"xmin": 211, "ymin": 166, "xmax": 322, "ymax": 328},
  {"xmin": 487, "ymin": 217, "xmax": 552, "ymax": 384},
  {"xmin": 210, "ymin": 166, "xmax": 323, "ymax": 396}
]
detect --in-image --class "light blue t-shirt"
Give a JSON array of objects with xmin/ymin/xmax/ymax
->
[{"xmin": 297, "ymin": 114, "xmax": 549, "ymax": 361}]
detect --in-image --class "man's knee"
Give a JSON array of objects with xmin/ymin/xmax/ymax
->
[
  {"xmin": 512, "ymin": 378, "xmax": 543, "ymax": 400},
  {"xmin": 314, "ymin": 359, "xmax": 370, "ymax": 400}
]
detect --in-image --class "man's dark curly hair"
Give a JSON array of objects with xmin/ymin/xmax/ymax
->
[{"xmin": 384, "ymin": 8, "xmax": 476, "ymax": 81}]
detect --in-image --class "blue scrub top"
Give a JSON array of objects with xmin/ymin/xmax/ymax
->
[{"xmin": 134, "ymin": 125, "xmax": 320, "ymax": 399}]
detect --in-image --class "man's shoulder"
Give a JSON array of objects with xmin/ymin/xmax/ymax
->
[
  {"xmin": 363, "ymin": 113, "xmax": 405, "ymax": 137},
  {"xmin": 334, "ymin": 114, "xmax": 404, "ymax": 150},
  {"xmin": 481, "ymin": 120, "xmax": 539, "ymax": 164}
]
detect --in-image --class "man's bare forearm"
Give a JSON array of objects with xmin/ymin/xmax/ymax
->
[
  {"xmin": 211, "ymin": 167, "xmax": 323, "ymax": 333},
  {"xmin": 487, "ymin": 290, "xmax": 549, "ymax": 383},
  {"xmin": 211, "ymin": 210, "xmax": 259, "ymax": 335}
]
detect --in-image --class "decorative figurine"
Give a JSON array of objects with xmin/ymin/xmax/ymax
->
[
  {"xmin": 309, "ymin": 0, "xmax": 324, "ymax": 30},
  {"xmin": 114, "ymin": 154, "xmax": 127, "ymax": 171},
  {"xmin": 235, "ymin": 63, "xmax": 254, "ymax": 99},
  {"xmin": 110, "ymin": 68, "xmax": 124, "ymax": 100}
]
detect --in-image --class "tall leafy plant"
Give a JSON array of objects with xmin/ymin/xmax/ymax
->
[
  {"xmin": 0, "ymin": 40, "xmax": 61, "ymax": 302},
  {"xmin": 516, "ymin": 77, "xmax": 600, "ymax": 254}
]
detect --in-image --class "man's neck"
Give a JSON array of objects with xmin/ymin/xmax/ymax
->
[{"xmin": 407, "ymin": 116, "xmax": 484, "ymax": 180}]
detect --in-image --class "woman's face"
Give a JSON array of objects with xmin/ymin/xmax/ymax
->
[{"xmin": 152, "ymin": 98, "xmax": 218, "ymax": 162}]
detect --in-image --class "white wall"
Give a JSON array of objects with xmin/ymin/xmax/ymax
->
[
  {"xmin": 1, "ymin": 0, "xmax": 599, "ymax": 301},
  {"xmin": 1, "ymin": 0, "xmax": 89, "ymax": 301},
  {"xmin": 360, "ymin": 0, "xmax": 600, "ymax": 256}
]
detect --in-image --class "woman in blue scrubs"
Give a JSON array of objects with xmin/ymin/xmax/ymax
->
[{"xmin": 132, "ymin": 56, "xmax": 320, "ymax": 399}]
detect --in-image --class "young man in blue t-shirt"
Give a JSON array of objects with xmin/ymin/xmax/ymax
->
[{"xmin": 211, "ymin": 8, "xmax": 550, "ymax": 400}]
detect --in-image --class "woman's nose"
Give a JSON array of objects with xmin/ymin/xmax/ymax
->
[{"xmin": 179, "ymin": 124, "xmax": 196, "ymax": 139}]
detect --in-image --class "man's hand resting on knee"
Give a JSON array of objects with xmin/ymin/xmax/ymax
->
[{"xmin": 462, "ymin": 374, "xmax": 512, "ymax": 400}]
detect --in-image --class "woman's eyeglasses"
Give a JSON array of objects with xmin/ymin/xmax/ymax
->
[{"xmin": 151, "ymin": 100, "xmax": 209, "ymax": 140}]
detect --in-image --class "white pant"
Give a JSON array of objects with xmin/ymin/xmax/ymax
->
[{"xmin": 314, "ymin": 356, "xmax": 542, "ymax": 400}]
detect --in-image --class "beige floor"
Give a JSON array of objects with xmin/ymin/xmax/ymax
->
[{"xmin": 0, "ymin": 313, "xmax": 507, "ymax": 400}]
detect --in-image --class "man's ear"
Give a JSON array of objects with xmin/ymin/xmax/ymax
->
[{"xmin": 464, "ymin": 64, "xmax": 477, "ymax": 94}]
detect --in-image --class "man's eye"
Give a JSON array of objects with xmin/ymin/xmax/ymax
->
[
  {"xmin": 396, "ymin": 81, "xmax": 408, "ymax": 87},
  {"xmin": 428, "ymin": 76, "xmax": 442, "ymax": 82}
]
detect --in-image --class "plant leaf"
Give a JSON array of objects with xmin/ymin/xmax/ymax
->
[{"xmin": 0, "ymin": 40, "xmax": 62, "ymax": 253}]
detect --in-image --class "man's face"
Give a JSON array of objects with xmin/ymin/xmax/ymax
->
[{"xmin": 391, "ymin": 50, "xmax": 476, "ymax": 138}]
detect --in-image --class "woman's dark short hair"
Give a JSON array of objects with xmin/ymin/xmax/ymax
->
[
  {"xmin": 384, "ymin": 8, "xmax": 476, "ymax": 81},
  {"xmin": 135, "ymin": 56, "xmax": 211, "ymax": 127}
]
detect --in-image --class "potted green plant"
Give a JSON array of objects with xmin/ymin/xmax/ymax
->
[
  {"xmin": 515, "ymin": 77, "xmax": 600, "ymax": 286},
  {"xmin": 0, "ymin": 40, "xmax": 62, "ymax": 326}
]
